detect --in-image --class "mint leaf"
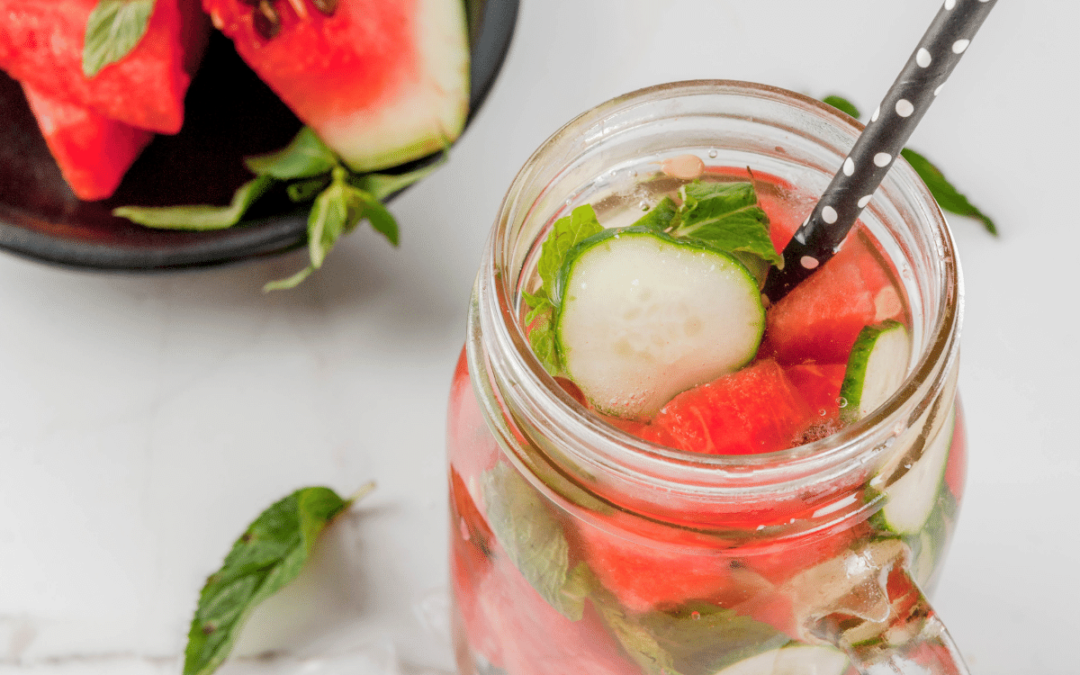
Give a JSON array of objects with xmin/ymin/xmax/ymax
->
[
  {"xmin": 286, "ymin": 176, "xmax": 331, "ymax": 203},
  {"xmin": 820, "ymin": 95, "xmax": 997, "ymax": 236},
  {"xmin": 83, "ymin": 0, "xmax": 156, "ymax": 78},
  {"xmin": 527, "ymin": 312, "xmax": 560, "ymax": 375},
  {"xmin": 901, "ymin": 148, "xmax": 997, "ymax": 235},
  {"xmin": 631, "ymin": 196, "xmax": 678, "ymax": 231},
  {"xmin": 351, "ymin": 155, "xmax": 448, "ymax": 201},
  {"xmin": 822, "ymin": 95, "xmax": 861, "ymax": 120},
  {"xmin": 671, "ymin": 181, "xmax": 782, "ymax": 268},
  {"xmin": 113, "ymin": 176, "xmax": 275, "ymax": 230},
  {"xmin": 482, "ymin": 462, "xmax": 585, "ymax": 621},
  {"xmin": 265, "ymin": 168, "xmax": 399, "ymax": 291},
  {"xmin": 183, "ymin": 484, "xmax": 372, "ymax": 675},
  {"xmin": 244, "ymin": 127, "xmax": 338, "ymax": 180},
  {"xmin": 596, "ymin": 598, "xmax": 792, "ymax": 675},
  {"xmin": 538, "ymin": 204, "xmax": 603, "ymax": 304}
]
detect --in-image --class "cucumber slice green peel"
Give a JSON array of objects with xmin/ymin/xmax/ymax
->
[
  {"xmin": 521, "ymin": 180, "xmax": 782, "ymax": 419},
  {"xmin": 839, "ymin": 320, "xmax": 911, "ymax": 424},
  {"xmin": 556, "ymin": 228, "xmax": 766, "ymax": 417}
]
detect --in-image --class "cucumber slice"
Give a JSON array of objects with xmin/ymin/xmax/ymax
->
[
  {"xmin": 555, "ymin": 228, "xmax": 764, "ymax": 418},
  {"xmin": 878, "ymin": 404, "xmax": 956, "ymax": 534},
  {"xmin": 712, "ymin": 644, "xmax": 849, "ymax": 675},
  {"xmin": 839, "ymin": 320, "xmax": 911, "ymax": 423}
]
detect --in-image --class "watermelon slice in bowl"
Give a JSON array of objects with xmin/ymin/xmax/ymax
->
[{"xmin": 0, "ymin": 0, "xmax": 518, "ymax": 271}]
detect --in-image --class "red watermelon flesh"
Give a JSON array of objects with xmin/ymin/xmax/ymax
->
[
  {"xmin": 204, "ymin": 0, "xmax": 470, "ymax": 173},
  {"xmin": 0, "ymin": 0, "xmax": 209, "ymax": 134},
  {"xmin": 785, "ymin": 363, "xmax": 847, "ymax": 421},
  {"xmin": 21, "ymin": 83, "xmax": 154, "ymax": 201},
  {"xmin": 650, "ymin": 359, "xmax": 814, "ymax": 456},
  {"xmin": 765, "ymin": 232, "xmax": 897, "ymax": 365}
]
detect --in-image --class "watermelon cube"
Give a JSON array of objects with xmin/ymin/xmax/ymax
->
[
  {"xmin": 0, "ymin": 0, "xmax": 209, "ymax": 134},
  {"xmin": 21, "ymin": 83, "xmax": 154, "ymax": 201}
]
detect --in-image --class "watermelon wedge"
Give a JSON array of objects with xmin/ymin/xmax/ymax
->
[
  {"xmin": 764, "ymin": 233, "xmax": 897, "ymax": 365},
  {"xmin": 21, "ymin": 83, "xmax": 154, "ymax": 201},
  {"xmin": 204, "ymin": 0, "xmax": 470, "ymax": 172},
  {"xmin": 0, "ymin": 0, "xmax": 210, "ymax": 134}
]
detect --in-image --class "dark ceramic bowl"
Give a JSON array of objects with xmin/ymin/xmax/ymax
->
[{"xmin": 0, "ymin": 0, "xmax": 518, "ymax": 271}]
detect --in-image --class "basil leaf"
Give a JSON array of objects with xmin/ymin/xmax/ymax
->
[
  {"xmin": 482, "ymin": 461, "xmax": 585, "ymax": 621},
  {"xmin": 822, "ymin": 95, "xmax": 861, "ymax": 120},
  {"xmin": 244, "ymin": 127, "xmax": 338, "ymax": 180},
  {"xmin": 901, "ymin": 148, "xmax": 997, "ymax": 235},
  {"xmin": 183, "ymin": 485, "xmax": 371, "ymax": 675},
  {"xmin": 671, "ymin": 181, "xmax": 782, "ymax": 268},
  {"xmin": 631, "ymin": 196, "xmax": 678, "ymax": 231},
  {"xmin": 83, "ymin": 0, "xmax": 156, "ymax": 78},
  {"xmin": 113, "ymin": 176, "xmax": 275, "ymax": 230}
]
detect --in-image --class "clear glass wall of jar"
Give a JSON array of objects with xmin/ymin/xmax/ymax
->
[{"xmin": 447, "ymin": 81, "xmax": 967, "ymax": 675}]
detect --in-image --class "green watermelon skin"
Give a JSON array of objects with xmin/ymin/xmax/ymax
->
[
  {"xmin": 0, "ymin": 0, "xmax": 209, "ymax": 134},
  {"xmin": 204, "ymin": 0, "xmax": 470, "ymax": 172},
  {"xmin": 21, "ymin": 82, "xmax": 154, "ymax": 200}
]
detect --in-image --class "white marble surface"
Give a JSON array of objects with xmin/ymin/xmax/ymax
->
[{"xmin": 2, "ymin": 0, "xmax": 1079, "ymax": 673}]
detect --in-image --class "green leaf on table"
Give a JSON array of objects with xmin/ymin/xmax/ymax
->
[
  {"xmin": 901, "ymin": 148, "xmax": 997, "ymax": 235},
  {"xmin": 820, "ymin": 95, "xmax": 998, "ymax": 236},
  {"xmin": 671, "ymin": 181, "xmax": 782, "ymax": 268},
  {"xmin": 244, "ymin": 127, "xmax": 338, "ymax": 180},
  {"xmin": 822, "ymin": 95, "xmax": 862, "ymax": 120},
  {"xmin": 183, "ymin": 484, "xmax": 373, "ymax": 675},
  {"xmin": 83, "ymin": 0, "xmax": 156, "ymax": 78},
  {"xmin": 482, "ymin": 461, "xmax": 586, "ymax": 621},
  {"xmin": 113, "ymin": 176, "xmax": 275, "ymax": 230}
]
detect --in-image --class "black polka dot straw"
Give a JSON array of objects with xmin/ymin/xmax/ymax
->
[{"xmin": 763, "ymin": 0, "xmax": 998, "ymax": 303}]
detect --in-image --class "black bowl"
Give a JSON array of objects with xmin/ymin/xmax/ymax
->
[{"xmin": 0, "ymin": 0, "xmax": 518, "ymax": 271}]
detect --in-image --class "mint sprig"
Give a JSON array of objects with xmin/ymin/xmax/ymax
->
[
  {"xmin": 83, "ymin": 0, "xmax": 156, "ymax": 78},
  {"xmin": 521, "ymin": 204, "xmax": 603, "ymax": 374},
  {"xmin": 114, "ymin": 126, "xmax": 445, "ymax": 290},
  {"xmin": 670, "ymin": 181, "xmax": 781, "ymax": 268},
  {"xmin": 822, "ymin": 94, "xmax": 997, "ymax": 235},
  {"xmin": 482, "ymin": 461, "xmax": 588, "ymax": 621},
  {"xmin": 183, "ymin": 484, "xmax": 374, "ymax": 675}
]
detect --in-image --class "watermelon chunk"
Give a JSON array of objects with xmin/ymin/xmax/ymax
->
[
  {"xmin": 21, "ymin": 83, "xmax": 154, "ymax": 201},
  {"xmin": 0, "ymin": 0, "xmax": 210, "ymax": 134},
  {"xmin": 650, "ymin": 359, "xmax": 813, "ymax": 455},
  {"xmin": 204, "ymin": 0, "xmax": 470, "ymax": 172},
  {"xmin": 765, "ymin": 232, "xmax": 897, "ymax": 365},
  {"xmin": 785, "ymin": 363, "xmax": 847, "ymax": 421}
]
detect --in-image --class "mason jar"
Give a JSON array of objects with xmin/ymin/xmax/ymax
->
[{"xmin": 447, "ymin": 80, "xmax": 967, "ymax": 675}]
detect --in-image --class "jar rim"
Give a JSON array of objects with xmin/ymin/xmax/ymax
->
[{"xmin": 476, "ymin": 79, "xmax": 963, "ymax": 497}]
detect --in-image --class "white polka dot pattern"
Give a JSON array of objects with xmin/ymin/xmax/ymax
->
[{"xmin": 764, "ymin": 0, "xmax": 999, "ymax": 305}]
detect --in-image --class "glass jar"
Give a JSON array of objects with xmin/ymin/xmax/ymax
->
[{"xmin": 447, "ymin": 81, "xmax": 967, "ymax": 675}]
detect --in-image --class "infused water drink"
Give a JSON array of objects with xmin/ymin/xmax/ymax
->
[{"xmin": 447, "ymin": 82, "xmax": 967, "ymax": 675}]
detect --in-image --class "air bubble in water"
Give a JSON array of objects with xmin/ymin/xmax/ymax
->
[
  {"xmin": 837, "ymin": 397, "xmax": 848, "ymax": 408},
  {"xmin": 708, "ymin": 149, "xmax": 718, "ymax": 158},
  {"xmin": 690, "ymin": 611, "xmax": 701, "ymax": 620},
  {"xmin": 638, "ymin": 200, "xmax": 650, "ymax": 211},
  {"xmin": 819, "ymin": 409, "xmax": 827, "ymax": 417}
]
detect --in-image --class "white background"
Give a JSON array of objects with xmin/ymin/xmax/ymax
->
[{"xmin": 2, "ymin": 0, "xmax": 1078, "ymax": 673}]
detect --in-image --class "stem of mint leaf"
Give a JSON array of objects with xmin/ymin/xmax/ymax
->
[
  {"xmin": 821, "ymin": 95, "xmax": 997, "ymax": 235},
  {"xmin": 183, "ymin": 485, "xmax": 370, "ymax": 675}
]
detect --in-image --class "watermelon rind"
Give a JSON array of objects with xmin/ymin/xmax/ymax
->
[{"xmin": 319, "ymin": 0, "xmax": 470, "ymax": 172}]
